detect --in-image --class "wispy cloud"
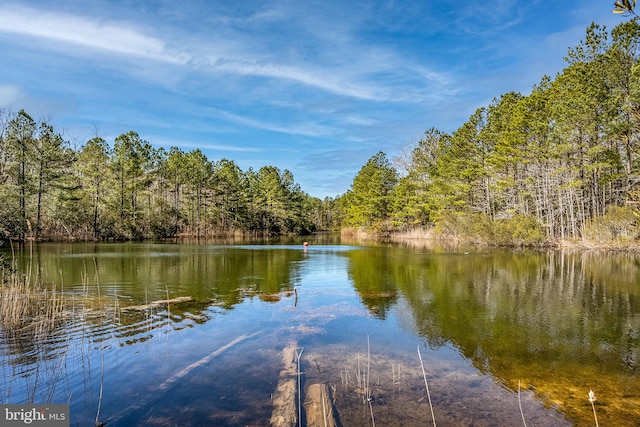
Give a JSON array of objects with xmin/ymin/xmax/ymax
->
[
  {"xmin": 213, "ymin": 60, "xmax": 387, "ymax": 101},
  {"xmin": 213, "ymin": 7, "xmax": 287, "ymax": 27},
  {"xmin": 0, "ymin": 4, "xmax": 450, "ymax": 105},
  {"xmin": 150, "ymin": 138, "xmax": 263, "ymax": 153},
  {"xmin": 454, "ymin": 0, "xmax": 524, "ymax": 35},
  {"xmin": 215, "ymin": 110, "xmax": 335, "ymax": 138},
  {"xmin": 0, "ymin": 5, "xmax": 188, "ymax": 64},
  {"xmin": 2, "ymin": 0, "xmax": 608, "ymax": 199},
  {"xmin": 0, "ymin": 85, "xmax": 22, "ymax": 106}
]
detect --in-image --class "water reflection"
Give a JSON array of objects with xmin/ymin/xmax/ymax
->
[
  {"xmin": 346, "ymin": 246, "xmax": 640, "ymax": 425},
  {"xmin": 0, "ymin": 242, "xmax": 639, "ymax": 425},
  {"xmin": 347, "ymin": 247, "xmax": 399, "ymax": 319}
]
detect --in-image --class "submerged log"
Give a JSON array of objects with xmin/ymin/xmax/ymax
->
[
  {"xmin": 270, "ymin": 341, "xmax": 298, "ymax": 427},
  {"xmin": 120, "ymin": 296, "xmax": 193, "ymax": 311},
  {"xmin": 304, "ymin": 383, "xmax": 338, "ymax": 427},
  {"xmin": 107, "ymin": 332, "xmax": 261, "ymax": 425},
  {"xmin": 158, "ymin": 332, "xmax": 260, "ymax": 391}
]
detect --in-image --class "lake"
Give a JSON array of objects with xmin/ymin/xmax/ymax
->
[{"xmin": 1, "ymin": 238, "xmax": 639, "ymax": 426}]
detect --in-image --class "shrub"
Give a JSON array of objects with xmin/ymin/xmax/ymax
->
[
  {"xmin": 435, "ymin": 211, "xmax": 547, "ymax": 246},
  {"xmin": 583, "ymin": 206, "xmax": 640, "ymax": 244},
  {"xmin": 434, "ymin": 211, "xmax": 493, "ymax": 243},
  {"xmin": 493, "ymin": 214, "xmax": 547, "ymax": 246}
]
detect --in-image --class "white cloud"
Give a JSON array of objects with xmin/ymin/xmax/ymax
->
[
  {"xmin": 0, "ymin": 4, "xmax": 451, "ymax": 105},
  {"xmin": 0, "ymin": 5, "xmax": 188, "ymax": 64}
]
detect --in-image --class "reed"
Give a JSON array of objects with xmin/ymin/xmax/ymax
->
[
  {"xmin": 417, "ymin": 346, "xmax": 437, "ymax": 427},
  {"xmin": 389, "ymin": 227, "xmax": 435, "ymax": 241},
  {"xmin": 588, "ymin": 390, "xmax": 599, "ymax": 427},
  {"xmin": 0, "ymin": 254, "xmax": 71, "ymax": 406},
  {"xmin": 296, "ymin": 347, "xmax": 304, "ymax": 427},
  {"xmin": 0, "ymin": 265, "xmax": 65, "ymax": 336},
  {"xmin": 367, "ymin": 336, "xmax": 375, "ymax": 426},
  {"xmin": 356, "ymin": 352, "xmax": 361, "ymax": 389},
  {"xmin": 367, "ymin": 335, "xmax": 371, "ymax": 403},
  {"xmin": 94, "ymin": 265, "xmax": 105, "ymax": 427},
  {"xmin": 368, "ymin": 398, "xmax": 376, "ymax": 427},
  {"xmin": 518, "ymin": 380, "xmax": 527, "ymax": 427}
]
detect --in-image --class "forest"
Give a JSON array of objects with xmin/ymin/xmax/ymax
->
[
  {"xmin": 337, "ymin": 20, "xmax": 640, "ymax": 246},
  {"xmin": 0, "ymin": 111, "xmax": 331, "ymax": 240},
  {"xmin": 2, "ymin": 20, "xmax": 640, "ymax": 245}
]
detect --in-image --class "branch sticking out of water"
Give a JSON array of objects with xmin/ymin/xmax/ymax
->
[{"xmin": 417, "ymin": 346, "xmax": 437, "ymax": 427}]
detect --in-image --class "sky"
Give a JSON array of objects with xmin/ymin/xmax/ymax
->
[{"xmin": 0, "ymin": 0, "xmax": 628, "ymax": 199}]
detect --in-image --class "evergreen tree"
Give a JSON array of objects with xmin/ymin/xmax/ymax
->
[
  {"xmin": 33, "ymin": 122, "xmax": 69, "ymax": 238},
  {"xmin": 78, "ymin": 137, "xmax": 111, "ymax": 238},
  {"xmin": 110, "ymin": 131, "xmax": 154, "ymax": 238},
  {"xmin": 4, "ymin": 110, "xmax": 36, "ymax": 239},
  {"xmin": 344, "ymin": 152, "xmax": 397, "ymax": 229}
]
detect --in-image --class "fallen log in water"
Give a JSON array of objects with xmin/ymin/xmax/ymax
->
[
  {"xmin": 106, "ymin": 332, "xmax": 261, "ymax": 425},
  {"xmin": 270, "ymin": 341, "xmax": 298, "ymax": 427},
  {"xmin": 158, "ymin": 332, "xmax": 261, "ymax": 391},
  {"xmin": 120, "ymin": 296, "xmax": 193, "ymax": 311},
  {"xmin": 304, "ymin": 383, "xmax": 338, "ymax": 427}
]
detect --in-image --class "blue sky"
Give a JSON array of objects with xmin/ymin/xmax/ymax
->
[{"xmin": 0, "ymin": 0, "xmax": 626, "ymax": 198}]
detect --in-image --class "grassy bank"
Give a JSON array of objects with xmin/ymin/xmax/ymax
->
[{"xmin": 343, "ymin": 207, "xmax": 640, "ymax": 250}]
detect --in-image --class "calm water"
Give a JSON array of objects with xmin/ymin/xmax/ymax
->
[{"xmin": 1, "ymin": 239, "xmax": 639, "ymax": 426}]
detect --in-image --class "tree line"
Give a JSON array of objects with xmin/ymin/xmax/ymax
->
[
  {"xmin": 336, "ymin": 21, "xmax": 640, "ymax": 245},
  {"xmin": 0, "ymin": 110, "xmax": 332, "ymax": 241},
  {"xmin": 4, "ymin": 20, "xmax": 639, "ymax": 245}
]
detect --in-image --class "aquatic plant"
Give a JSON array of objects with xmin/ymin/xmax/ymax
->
[
  {"xmin": 589, "ymin": 390, "xmax": 599, "ymax": 427},
  {"xmin": 0, "ymin": 265, "xmax": 64, "ymax": 336},
  {"xmin": 0, "ymin": 254, "xmax": 70, "ymax": 406}
]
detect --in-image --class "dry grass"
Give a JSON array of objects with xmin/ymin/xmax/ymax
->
[
  {"xmin": 389, "ymin": 228, "xmax": 437, "ymax": 241},
  {"xmin": 0, "ymin": 262, "xmax": 65, "ymax": 337}
]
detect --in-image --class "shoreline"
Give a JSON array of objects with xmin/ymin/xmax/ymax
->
[{"xmin": 342, "ymin": 226, "xmax": 640, "ymax": 252}]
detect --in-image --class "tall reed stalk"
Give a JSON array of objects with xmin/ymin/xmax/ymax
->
[
  {"xmin": 0, "ymin": 252, "xmax": 69, "ymax": 406},
  {"xmin": 589, "ymin": 390, "xmax": 599, "ymax": 427},
  {"xmin": 518, "ymin": 380, "xmax": 527, "ymax": 427},
  {"xmin": 417, "ymin": 346, "xmax": 436, "ymax": 427},
  {"xmin": 296, "ymin": 348, "xmax": 304, "ymax": 427},
  {"xmin": 367, "ymin": 335, "xmax": 375, "ymax": 427},
  {"xmin": 367, "ymin": 335, "xmax": 371, "ymax": 402},
  {"xmin": 0, "ymin": 260, "xmax": 64, "ymax": 336},
  {"xmin": 94, "ymin": 265, "xmax": 104, "ymax": 427}
]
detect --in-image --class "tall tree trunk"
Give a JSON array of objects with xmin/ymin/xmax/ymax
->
[{"xmin": 36, "ymin": 163, "xmax": 43, "ymax": 240}]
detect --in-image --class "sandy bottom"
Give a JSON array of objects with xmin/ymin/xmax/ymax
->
[
  {"xmin": 86, "ymin": 335, "xmax": 573, "ymax": 426},
  {"xmin": 264, "ymin": 342, "xmax": 571, "ymax": 427}
]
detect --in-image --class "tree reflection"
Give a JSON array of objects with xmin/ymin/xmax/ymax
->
[{"xmin": 366, "ymin": 247, "xmax": 640, "ymax": 425}]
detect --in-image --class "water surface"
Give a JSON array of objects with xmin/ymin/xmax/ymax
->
[{"xmin": 1, "ymin": 241, "xmax": 639, "ymax": 425}]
